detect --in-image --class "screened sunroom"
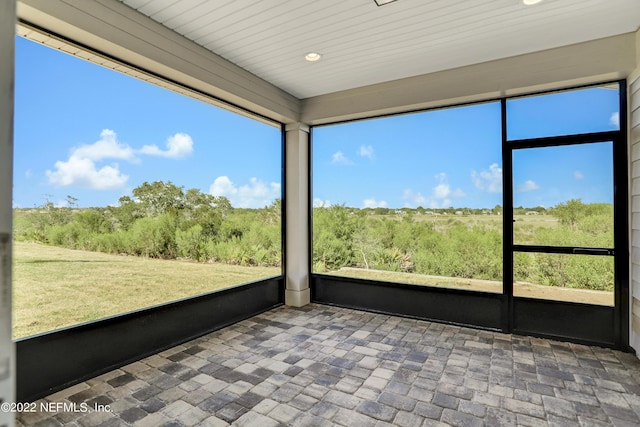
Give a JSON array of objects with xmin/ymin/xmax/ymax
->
[{"xmin": 1, "ymin": 1, "xmax": 640, "ymax": 425}]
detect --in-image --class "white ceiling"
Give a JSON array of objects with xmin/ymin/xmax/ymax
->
[{"xmin": 119, "ymin": 0, "xmax": 640, "ymax": 100}]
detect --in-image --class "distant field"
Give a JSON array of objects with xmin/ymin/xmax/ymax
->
[
  {"xmin": 412, "ymin": 212, "xmax": 559, "ymax": 229},
  {"xmin": 13, "ymin": 242, "xmax": 280, "ymax": 338}
]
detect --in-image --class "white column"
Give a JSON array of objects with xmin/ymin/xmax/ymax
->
[
  {"xmin": 285, "ymin": 123, "xmax": 311, "ymax": 306},
  {"xmin": 0, "ymin": 0, "xmax": 15, "ymax": 425}
]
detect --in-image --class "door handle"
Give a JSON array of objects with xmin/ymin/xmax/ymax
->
[{"xmin": 572, "ymin": 248, "xmax": 614, "ymax": 256}]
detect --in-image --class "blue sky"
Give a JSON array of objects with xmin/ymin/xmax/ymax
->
[
  {"xmin": 314, "ymin": 88, "xmax": 619, "ymax": 209},
  {"xmin": 14, "ymin": 37, "xmax": 619, "ymax": 210},
  {"xmin": 13, "ymin": 37, "xmax": 281, "ymax": 209}
]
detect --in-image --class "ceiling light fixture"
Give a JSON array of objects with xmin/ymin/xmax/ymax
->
[
  {"xmin": 305, "ymin": 52, "xmax": 321, "ymax": 62},
  {"xmin": 523, "ymin": 0, "xmax": 543, "ymax": 5},
  {"xmin": 374, "ymin": 0, "xmax": 398, "ymax": 6}
]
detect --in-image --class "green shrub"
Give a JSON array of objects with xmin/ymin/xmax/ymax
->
[
  {"xmin": 127, "ymin": 214, "xmax": 176, "ymax": 258},
  {"xmin": 176, "ymin": 224, "xmax": 206, "ymax": 261}
]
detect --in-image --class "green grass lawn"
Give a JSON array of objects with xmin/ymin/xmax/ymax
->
[{"xmin": 12, "ymin": 241, "xmax": 280, "ymax": 339}]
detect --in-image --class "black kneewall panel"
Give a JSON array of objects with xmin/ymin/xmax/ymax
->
[
  {"xmin": 513, "ymin": 298, "xmax": 614, "ymax": 345},
  {"xmin": 312, "ymin": 274, "xmax": 502, "ymax": 329},
  {"xmin": 17, "ymin": 277, "xmax": 284, "ymax": 402}
]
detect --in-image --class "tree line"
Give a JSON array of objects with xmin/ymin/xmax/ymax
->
[
  {"xmin": 313, "ymin": 199, "xmax": 614, "ymax": 292},
  {"xmin": 14, "ymin": 181, "xmax": 281, "ymax": 267},
  {"xmin": 14, "ymin": 182, "xmax": 614, "ymax": 291}
]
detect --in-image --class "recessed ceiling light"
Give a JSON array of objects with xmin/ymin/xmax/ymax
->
[
  {"xmin": 523, "ymin": 0, "xmax": 543, "ymax": 5},
  {"xmin": 305, "ymin": 52, "xmax": 321, "ymax": 62}
]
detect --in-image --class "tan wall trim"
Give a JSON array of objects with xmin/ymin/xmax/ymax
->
[
  {"xmin": 632, "ymin": 29, "xmax": 640, "ymax": 82},
  {"xmin": 633, "ymin": 298, "xmax": 640, "ymax": 333}
]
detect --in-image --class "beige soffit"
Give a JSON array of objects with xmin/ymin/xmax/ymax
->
[{"xmin": 119, "ymin": 0, "xmax": 640, "ymax": 99}]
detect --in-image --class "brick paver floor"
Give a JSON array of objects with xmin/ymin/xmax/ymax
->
[{"xmin": 16, "ymin": 304, "xmax": 640, "ymax": 426}]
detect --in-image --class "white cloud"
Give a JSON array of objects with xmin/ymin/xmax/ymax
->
[
  {"xmin": 209, "ymin": 176, "xmax": 280, "ymax": 208},
  {"xmin": 573, "ymin": 171, "xmax": 584, "ymax": 180},
  {"xmin": 471, "ymin": 163, "xmax": 502, "ymax": 193},
  {"xmin": 434, "ymin": 183, "xmax": 450, "ymax": 199},
  {"xmin": 433, "ymin": 173, "xmax": 465, "ymax": 199},
  {"xmin": 46, "ymin": 129, "xmax": 133, "ymax": 190},
  {"xmin": 313, "ymin": 198, "xmax": 332, "ymax": 207},
  {"xmin": 73, "ymin": 129, "xmax": 136, "ymax": 161},
  {"xmin": 363, "ymin": 198, "xmax": 388, "ymax": 208},
  {"xmin": 518, "ymin": 180, "xmax": 540, "ymax": 192},
  {"xmin": 331, "ymin": 151, "xmax": 353, "ymax": 165},
  {"xmin": 610, "ymin": 112, "xmax": 620, "ymax": 127},
  {"xmin": 45, "ymin": 129, "xmax": 195, "ymax": 191},
  {"xmin": 25, "ymin": 169, "xmax": 32, "ymax": 178},
  {"xmin": 402, "ymin": 189, "xmax": 427, "ymax": 206},
  {"xmin": 139, "ymin": 133, "xmax": 193, "ymax": 158},
  {"xmin": 47, "ymin": 155, "xmax": 129, "ymax": 190},
  {"xmin": 402, "ymin": 173, "xmax": 464, "ymax": 208},
  {"xmin": 358, "ymin": 145, "xmax": 374, "ymax": 160},
  {"xmin": 210, "ymin": 176, "xmax": 236, "ymax": 197}
]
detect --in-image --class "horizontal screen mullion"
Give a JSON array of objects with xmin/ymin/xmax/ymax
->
[
  {"xmin": 508, "ymin": 131, "xmax": 618, "ymax": 149},
  {"xmin": 513, "ymin": 245, "xmax": 614, "ymax": 256}
]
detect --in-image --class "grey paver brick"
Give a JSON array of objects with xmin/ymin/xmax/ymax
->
[
  {"xmin": 595, "ymin": 389, "xmax": 632, "ymax": 408},
  {"xmin": 485, "ymin": 407, "xmax": 518, "ymax": 427},
  {"xmin": 393, "ymin": 410, "xmax": 425, "ymax": 427},
  {"xmin": 270, "ymin": 382, "xmax": 304, "ymax": 403},
  {"xmin": 431, "ymin": 392, "xmax": 458, "ymax": 410},
  {"xmin": 488, "ymin": 383, "xmax": 515, "ymax": 398},
  {"xmin": 578, "ymin": 417, "xmax": 618, "ymax": 427},
  {"xmin": 458, "ymin": 399, "xmax": 486, "ymax": 418},
  {"xmin": 516, "ymin": 413, "xmax": 550, "ymax": 427},
  {"xmin": 290, "ymin": 413, "xmax": 334, "ymax": 427},
  {"xmin": 323, "ymin": 389, "xmax": 362, "ymax": 409},
  {"xmin": 161, "ymin": 400, "xmax": 193, "ymax": 418},
  {"xmin": 120, "ymin": 408, "xmax": 149, "ymax": 424},
  {"xmin": 289, "ymin": 393, "xmax": 318, "ymax": 411},
  {"xmin": 215, "ymin": 402, "xmax": 249, "ymax": 423},
  {"xmin": 177, "ymin": 406, "xmax": 209, "ymax": 425},
  {"xmin": 513, "ymin": 389, "xmax": 543, "ymax": 405},
  {"xmin": 355, "ymin": 400, "xmax": 396, "ymax": 421},
  {"xmin": 502, "ymin": 396, "xmax": 546, "ymax": 418},
  {"xmin": 16, "ymin": 305, "xmax": 640, "ymax": 427},
  {"xmin": 268, "ymin": 403, "xmax": 301, "ymax": 424},
  {"xmin": 386, "ymin": 380, "xmax": 410, "ymax": 395},
  {"xmin": 436, "ymin": 382, "xmax": 473, "ymax": 400},
  {"xmin": 441, "ymin": 408, "xmax": 484, "ymax": 427},
  {"xmin": 378, "ymin": 391, "xmax": 417, "ymax": 411},
  {"xmin": 75, "ymin": 411, "xmax": 115, "ymax": 427},
  {"xmin": 309, "ymin": 401, "xmax": 340, "ymax": 420},
  {"xmin": 194, "ymin": 414, "xmax": 230, "ymax": 427},
  {"xmin": 413, "ymin": 401, "xmax": 444, "ymax": 420},
  {"xmin": 601, "ymin": 403, "xmax": 640, "ymax": 423},
  {"xmin": 133, "ymin": 412, "xmax": 171, "ymax": 427},
  {"xmin": 333, "ymin": 407, "xmax": 377, "ymax": 427},
  {"xmin": 250, "ymin": 398, "xmax": 278, "ymax": 415}
]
